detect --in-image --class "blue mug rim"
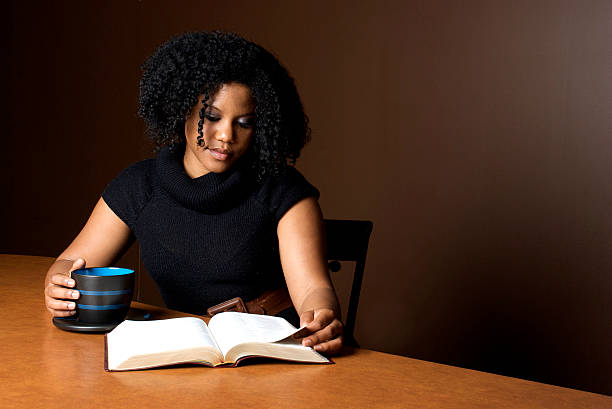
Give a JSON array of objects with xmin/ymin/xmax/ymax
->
[{"xmin": 72, "ymin": 267, "xmax": 134, "ymax": 277}]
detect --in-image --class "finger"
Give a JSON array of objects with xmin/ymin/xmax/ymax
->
[
  {"xmin": 302, "ymin": 320, "xmax": 342, "ymax": 346},
  {"xmin": 49, "ymin": 308, "xmax": 77, "ymax": 318},
  {"xmin": 313, "ymin": 336, "xmax": 343, "ymax": 355},
  {"xmin": 45, "ymin": 295, "xmax": 77, "ymax": 312},
  {"xmin": 69, "ymin": 258, "xmax": 86, "ymax": 275},
  {"xmin": 299, "ymin": 310, "xmax": 314, "ymax": 328},
  {"xmin": 302, "ymin": 319, "xmax": 343, "ymax": 347},
  {"xmin": 297, "ymin": 309, "xmax": 335, "ymax": 338},
  {"xmin": 296, "ymin": 310, "xmax": 327, "ymax": 338},
  {"xmin": 304, "ymin": 309, "xmax": 335, "ymax": 332},
  {"xmin": 46, "ymin": 284, "xmax": 79, "ymax": 300},
  {"xmin": 50, "ymin": 274, "xmax": 76, "ymax": 288}
]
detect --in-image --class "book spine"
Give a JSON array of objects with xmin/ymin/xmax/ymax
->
[{"xmin": 104, "ymin": 334, "xmax": 110, "ymax": 372}]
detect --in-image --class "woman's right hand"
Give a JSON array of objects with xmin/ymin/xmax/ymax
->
[
  {"xmin": 44, "ymin": 258, "xmax": 86, "ymax": 317},
  {"xmin": 43, "ymin": 198, "xmax": 133, "ymax": 317}
]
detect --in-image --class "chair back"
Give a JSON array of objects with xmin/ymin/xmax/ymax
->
[{"xmin": 324, "ymin": 219, "xmax": 373, "ymax": 347}]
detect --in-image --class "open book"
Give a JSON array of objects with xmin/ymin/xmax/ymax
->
[{"xmin": 104, "ymin": 312, "xmax": 330, "ymax": 371}]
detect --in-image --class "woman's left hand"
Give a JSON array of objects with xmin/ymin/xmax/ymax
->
[{"xmin": 298, "ymin": 308, "xmax": 343, "ymax": 355}]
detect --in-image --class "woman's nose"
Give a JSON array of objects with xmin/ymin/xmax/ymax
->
[{"xmin": 215, "ymin": 122, "xmax": 233, "ymax": 143}]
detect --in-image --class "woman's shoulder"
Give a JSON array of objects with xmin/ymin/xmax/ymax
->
[
  {"xmin": 259, "ymin": 166, "xmax": 316, "ymax": 189},
  {"xmin": 106, "ymin": 158, "xmax": 157, "ymax": 191},
  {"xmin": 255, "ymin": 166, "xmax": 320, "ymax": 222},
  {"xmin": 102, "ymin": 158, "xmax": 157, "ymax": 230},
  {"xmin": 116, "ymin": 157, "xmax": 156, "ymax": 179}
]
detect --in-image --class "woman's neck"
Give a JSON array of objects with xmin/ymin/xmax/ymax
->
[{"xmin": 183, "ymin": 150, "xmax": 210, "ymax": 179}]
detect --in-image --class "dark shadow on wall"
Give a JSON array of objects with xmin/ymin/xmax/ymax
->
[{"xmin": 403, "ymin": 180, "xmax": 612, "ymax": 394}]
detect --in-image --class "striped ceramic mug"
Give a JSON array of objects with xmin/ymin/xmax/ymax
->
[{"xmin": 72, "ymin": 267, "xmax": 135, "ymax": 324}]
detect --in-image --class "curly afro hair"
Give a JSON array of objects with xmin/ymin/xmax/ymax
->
[{"xmin": 138, "ymin": 31, "xmax": 310, "ymax": 182}]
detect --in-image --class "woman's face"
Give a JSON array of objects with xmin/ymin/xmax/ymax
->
[{"xmin": 183, "ymin": 82, "xmax": 255, "ymax": 178}]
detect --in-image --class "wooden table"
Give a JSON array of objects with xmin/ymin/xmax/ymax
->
[{"xmin": 1, "ymin": 255, "xmax": 609, "ymax": 408}]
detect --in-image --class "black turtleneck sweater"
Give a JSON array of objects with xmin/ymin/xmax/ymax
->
[{"xmin": 102, "ymin": 146, "xmax": 319, "ymax": 318}]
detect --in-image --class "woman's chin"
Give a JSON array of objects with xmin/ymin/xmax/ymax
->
[{"xmin": 204, "ymin": 160, "xmax": 235, "ymax": 174}]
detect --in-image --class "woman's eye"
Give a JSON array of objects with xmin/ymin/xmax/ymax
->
[
  {"xmin": 237, "ymin": 120, "xmax": 254, "ymax": 129},
  {"xmin": 205, "ymin": 114, "xmax": 220, "ymax": 122}
]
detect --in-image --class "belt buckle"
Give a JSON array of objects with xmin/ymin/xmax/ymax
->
[{"xmin": 206, "ymin": 297, "xmax": 248, "ymax": 316}]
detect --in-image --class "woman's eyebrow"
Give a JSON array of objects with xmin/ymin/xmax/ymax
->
[{"xmin": 206, "ymin": 104, "xmax": 254, "ymax": 116}]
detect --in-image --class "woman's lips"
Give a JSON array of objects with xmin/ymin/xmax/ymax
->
[{"xmin": 208, "ymin": 148, "xmax": 231, "ymax": 161}]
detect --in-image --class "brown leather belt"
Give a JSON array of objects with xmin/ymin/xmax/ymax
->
[{"xmin": 206, "ymin": 288, "xmax": 294, "ymax": 317}]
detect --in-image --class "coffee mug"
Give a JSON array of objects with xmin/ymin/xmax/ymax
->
[{"xmin": 72, "ymin": 267, "xmax": 135, "ymax": 324}]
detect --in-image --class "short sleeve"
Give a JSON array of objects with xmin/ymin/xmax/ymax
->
[
  {"xmin": 102, "ymin": 159, "xmax": 155, "ymax": 231},
  {"xmin": 266, "ymin": 167, "xmax": 320, "ymax": 222}
]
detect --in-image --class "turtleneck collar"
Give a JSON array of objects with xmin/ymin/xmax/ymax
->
[{"xmin": 156, "ymin": 144, "xmax": 254, "ymax": 213}]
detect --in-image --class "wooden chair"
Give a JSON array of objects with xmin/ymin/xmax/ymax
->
[{"xmin": 324, "ymin": 219, "xmax": 373, "ymax": 347}]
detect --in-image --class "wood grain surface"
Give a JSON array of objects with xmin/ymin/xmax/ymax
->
[{"xmin": 0, "ymin": 254, "xmax": 609, "ymax": 408}]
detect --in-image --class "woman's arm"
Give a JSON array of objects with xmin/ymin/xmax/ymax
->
[
  {"xmin": 44, "ymin": 198, "xmax": 133, "ymax": 317},
  {"xmin": 278, "ymin": 197, "xmax": 344, "ymax": 354}
]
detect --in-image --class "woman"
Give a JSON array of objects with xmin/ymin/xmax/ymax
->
[{"xmin": 43, "ymin": 31, "xmax": 343, "ymax": 354}]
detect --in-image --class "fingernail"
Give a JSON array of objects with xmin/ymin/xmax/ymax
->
[
  {"xmin": 314, "ymin": 345, "xmax": 322, "ymax": 351},
  {"xmin": 72, "ymin": 290, "xmax": 79, "ymax": 299},
  {"xmin": 69, "ymin": 310, "xmax": 76, "ymax": 315},
  {"xmin": 303, "ymin": 339, "xmax": 312, "ymax": 347},
  {"xmin": 67, "ymin": 302, "xmax": 75, "ymax": 309},
  {"xmin": 66, "ymin": 279, "xmax": 75, "ymax": 286}
]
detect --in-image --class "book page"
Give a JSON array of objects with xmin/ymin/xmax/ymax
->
[
  {"xmin": 208, "ymin": 312, "xmax": 302, "ymax": 357},
  {"xmin": 226, "ymin": 336, "xmax": 330, "ymax": 364},
  {"xmin": 107, "ymin": 317, "xmax": 220, "ymax": 369}
]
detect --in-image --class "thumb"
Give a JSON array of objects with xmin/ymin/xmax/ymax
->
[
  {"xmin": 300, "ymin": 310, "xmax": 315, "ymax": 328},
  {"xmin": 69, "ymin": 258, "xmax": 86, "ymax": 276}
]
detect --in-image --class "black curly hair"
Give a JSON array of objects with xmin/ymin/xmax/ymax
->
[{"xmin": 138, "ymin": 31, "xmax": 310, "ymax": 181}]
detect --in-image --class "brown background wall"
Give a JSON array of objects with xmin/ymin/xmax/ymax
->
[{"xmin": 4, "ymin": 0, "xmax": 611, "ymax": 395}]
